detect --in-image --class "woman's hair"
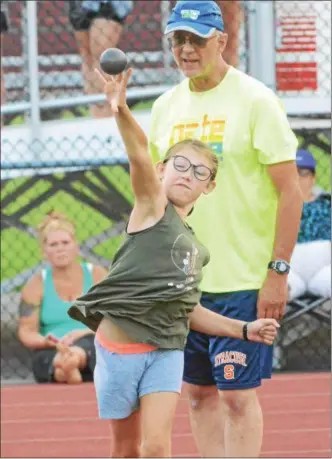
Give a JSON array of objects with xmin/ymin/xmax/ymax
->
[
  {"xmin": 164, "ymin": 139, "xmax": 219, "ymax": 180},
  {"xmin": 38, "ymin": 211, "xmax": 75, "ymax": 245}
]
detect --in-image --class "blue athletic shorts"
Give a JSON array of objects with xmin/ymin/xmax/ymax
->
[
  {"xmin": 94, "ymin": 339, "xmax": 184, "ymax": 419},
  {"xmin": 183, "ymin": 290, "xmax": 273, "ymax": 390}
]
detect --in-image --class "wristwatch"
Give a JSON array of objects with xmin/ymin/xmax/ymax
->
[{"xmin": 268, "ymin": 260, "xmax": 290, "ymax": 275}]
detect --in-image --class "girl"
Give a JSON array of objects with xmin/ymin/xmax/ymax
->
[{"xmin": 69, "ymin": 68, "xmax": 279, "ymax": 457}]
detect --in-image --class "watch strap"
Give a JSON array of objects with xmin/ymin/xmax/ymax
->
[{"xmin": 243, "ymin": 323, "xmax": 249, "ymax": 341}]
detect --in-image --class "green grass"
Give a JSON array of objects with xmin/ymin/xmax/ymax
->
[
  {"xmin": 297, "ymin": 136, "xmax": 330, "ymax": 191},
  {"xmin": 8, "ymin": 115, "xmax": 25, "ymax": 126},
  {"xmin": 131, "ymin": 99, "xmax": 155, "ymax": 111},
  {"xmin": 313, "ymin": 150, "xmax": 330, "ymax": 191},
  {"xmin": 1, "ymin": 166, "xmax": 134, "ymax": 285},
  {"xmin": 1, "ymin": 228, "xmax": 41, "ymax": 281},
  {"xmin": 1, "ymin": 109, "xmax": 330, "ymax": 288},
  {"xmin": 6, "ymin": 99, "xmax": 156, "ymax": 126},
  {"xmin": 1, "ymin": 189, "xmax": 116, "ymax": 282}
]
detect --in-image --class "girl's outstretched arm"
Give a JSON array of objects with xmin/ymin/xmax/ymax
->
[{"xmin": 96, "ymin": 68, "xmax": 165, "ymax": 213}]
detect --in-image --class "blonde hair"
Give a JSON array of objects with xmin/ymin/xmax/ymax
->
[
  {"xmin": 164, "ymin": 139, "xmax": 218, "ymax": 180},
  {"xmin": 38, "ymin": 211, "xmax": 75, "ymax": 245}
]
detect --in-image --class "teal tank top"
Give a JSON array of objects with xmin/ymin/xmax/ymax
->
[{"xmin": 40, "ymin": 262, "xmax": 94, "ymax": 338}]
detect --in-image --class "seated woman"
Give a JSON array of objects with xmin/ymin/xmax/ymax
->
[
  {"xmin": 18, "ymin": 211, "xmax": 107, "ymax": 384},
  {"xmin": 288, "ymin": 149, "xmax": 331, "ymax": 300}
]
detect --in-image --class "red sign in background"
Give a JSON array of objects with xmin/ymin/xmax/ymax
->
[{"xmin": 276, "ymin": 15, "xmax": 318, "ymax": 91}]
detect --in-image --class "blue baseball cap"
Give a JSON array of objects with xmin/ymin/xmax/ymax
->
[
  {"xmin": 296, "ymin": 149, "xmax": 316, "ymax": 171},
  {"xmin": 164, "ymin": 1, "xmax": 224, "ymax": 38}
]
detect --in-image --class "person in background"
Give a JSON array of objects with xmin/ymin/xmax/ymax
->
[
  {"xmin": 219, "ymin": 0, "xmax": 241, "ymax": 67},
  {"xmin": 149, "ymin": 1, "xmax": 303, "ymax": 457},
  {"xmin": 68, "ymin": 0, "xmax": 133, "ymax": 118},
  {"xmin": 18, "ymin": 211, "xmax": 107, "ymax": 384},
  {"xmin": 288, "ymin": 149, "xmax": 331, "ymax": 300},
  {"xmin": 0, "ymin": 3, "xmax": 9, "ymax": 125}
]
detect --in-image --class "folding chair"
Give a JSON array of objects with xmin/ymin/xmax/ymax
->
[
  {"xmin": 283, "ymin": 294, "xmax": 331, "ymax": 325},
  {"xmin": 273, "ymin": 294, "xmax": 331, "ymax": 371}
]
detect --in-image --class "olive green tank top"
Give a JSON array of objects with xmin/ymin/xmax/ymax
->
[{"xmin": 68, "ymin": 204, "xmax": 210, "ymax": 350}]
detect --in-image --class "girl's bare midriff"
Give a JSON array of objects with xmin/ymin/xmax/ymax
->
[{"xmin": 98, "ymin": 316, "xmax": 138, "ymax": 344}]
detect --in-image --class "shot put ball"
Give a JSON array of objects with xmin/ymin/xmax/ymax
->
[{"xmin": 100, "ymin": 48, "xmax": 128, "ymax": 75}]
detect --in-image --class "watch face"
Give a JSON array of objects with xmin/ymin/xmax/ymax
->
[
  {"xmin": 277, "ymin": 262, "xmax": 287, "ymax": 273},
  {"xmin": 269, "ymin": 260, "xmax": 290, "ymax": 274}
]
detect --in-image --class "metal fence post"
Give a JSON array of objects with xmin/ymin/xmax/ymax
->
[
  {"xmin": 21, "ymin": 1, "xmax": 30, "ymax": 124},
  {"xmin": 26, "ymin": 1, "xmax": 40, "ymax": 131},
  {"xmin": 160, "ymin": 1, "xmax": 178, "ymax": 82},
  {"xmin": 247, "ymin": 0, "xmax": 276, "ymax": 91}
]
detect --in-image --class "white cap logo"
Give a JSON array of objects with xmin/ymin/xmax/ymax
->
[{"xmin": 181, "ymin": 9, "xmax": 200, "ymax": 20}]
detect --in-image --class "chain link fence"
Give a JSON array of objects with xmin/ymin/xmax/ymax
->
[
  {"xmin": 1, "ymin": 122, "xmax": 331, "ymax": 381},
  {"xmin": 1, "ymin": 0, "xmax": 331, "ymax": 381},
  {"xmin": 2, "ymin": 0, "xmax": 182, "ymax": 123},
  {"xmin": 275, "ymin": 0, "xmax": 330, "ymax": 103},
  {"xmin": 2, "ymin": 1, "xmax": 329, "ymax": 123}
]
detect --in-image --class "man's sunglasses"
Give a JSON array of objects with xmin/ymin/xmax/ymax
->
[
  {"xmin": 168, "ymin": 33, "xmax": 218, "ymax": 49},
  {"xmin": 297, "ymin": 168, "xmax": 315, "ymax": 177}
]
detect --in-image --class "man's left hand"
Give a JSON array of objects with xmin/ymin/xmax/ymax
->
[{"xmin": 257, "ymin": 271, "xmax": 288, "ymax": 320}]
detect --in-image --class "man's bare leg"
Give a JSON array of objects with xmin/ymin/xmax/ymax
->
[
  {"xmin": 220, "ymin": 388, "xmax": 263, "ymax": 457},
  {"xmin": 185, "ymin": 383, "xmax": 225, "ymax": 457},
  {"xmin": 89, "ymin": 18, "xmax": 123, "ymax": 118}
]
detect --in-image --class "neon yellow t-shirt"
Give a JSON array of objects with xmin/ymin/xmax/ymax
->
[{"xmin": 149, "ymin": 67, "xmax": 298, "ymax": 293}]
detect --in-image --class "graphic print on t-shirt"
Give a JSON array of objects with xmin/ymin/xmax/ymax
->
[
  {"xmin": 169, "ymin": 114, "xmax": 227, "ymax": 158},
  {"xmin": 169, "ymin": 234, "xmax": 201, "ymax": 292}
]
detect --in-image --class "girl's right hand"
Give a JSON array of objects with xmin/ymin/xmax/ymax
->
[{"xmin": 95, "ymin": 67, "xmax": 132, "ymax": 116}]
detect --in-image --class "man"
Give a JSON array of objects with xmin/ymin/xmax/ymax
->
[{"xmin": 148, "ymin": 1, "xmax": 303, "ymax": 457}]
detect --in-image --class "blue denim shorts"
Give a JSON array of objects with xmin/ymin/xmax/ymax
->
[{"xmin": 94, "ymin": 339, "xmax": 184, "ymax": 419}]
